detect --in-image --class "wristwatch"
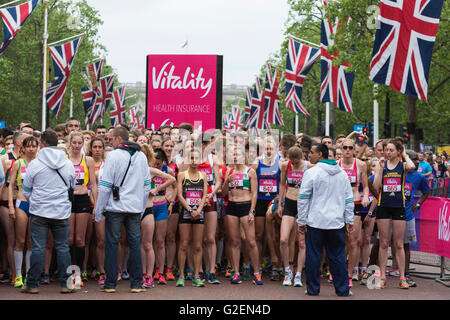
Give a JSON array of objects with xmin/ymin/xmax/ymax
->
[
  {"xmin": 249, "ymin": 209, "xmax": 255, "ymax": 215},
  {"xmin": 415, "ymin": 203, "xmax": 421, "ymax": 208},
  {"xmin": 188, "ymin": 208, "xmax": 193, "ymax": 214}
]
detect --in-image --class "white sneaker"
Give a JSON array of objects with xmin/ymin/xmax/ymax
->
[
  {"xmin": 283, "ymin": 272, "xmax": 293, "ymax": 286},
  {"xmin": 294, "ymin": 273, "xmax": 303, "ymax": 287}
]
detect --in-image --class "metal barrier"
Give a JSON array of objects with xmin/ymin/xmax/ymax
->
[{"xmin": 428, "ymin": 177, "xmax": 450, "ymax": 198}]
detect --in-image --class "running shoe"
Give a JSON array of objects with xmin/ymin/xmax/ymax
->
[
  {"xmin": 406, "ymin": 276, "xmax": 416, "ymax": 288},
  {"xmin": 10, "ymin": 274, "xmax": 16, "ymax": 286},
  {"xmin": 90, "ymin": 269, "xmax": 98, "ymax": 280},
  {"xmin": 166, "ymin": 269, "xmax": 176, "ymax": 281},
  {"xmin": 60, "ymin": 287, "xmax": 76, "ymax": 294},
  {"xmin": 283, "ymin": 272, "xmax": 293, "ymax": 286},
  {"xmin": 21, "ymin": 286, "xmax": 39, "ymax": 294},
  {"xmin": 176, "ymin": 277, "xmax": 185, "ymax": 287},
  {"xmin": 208, "ymin": 273, "xmax": 221, "ymax": 284},
  {"xmin": 253, "ymin": 273, "xmax": 263, "ymax": 285},
  {"xmin": 199, "ymin": 272, "xmax": 206, "ymax": 282},
  {"xmin": 352, "ymin": 271, "xmax": 359, "ymax": 281},
  {"xmin": 360, "ymin": 273, "xmax": 369, "ymax": 286},
  {"xmin": 399, "ymin": 278, "xmax": 409, "ymax": 289},
  {"xmin": 328, "ymin": 274, "xmax": 333, "ymax": 283},
  {"xmin": 271, "ymin": 269, "xmax": 281, "ymax": 281},
  {"xmin": 117, "ymin": 272, "xmax": 122, "ymax": 281},
  {"xmin": 122, "ymin": 270, "xmax": 130, "ymax": 280},
  {"xmin": 143, "ymin": 276, "xmax": 154, "ymax": 288},
  {"xmin": 230, "ymin": 273, "xmax": 242, "ymax": 284},
  {"xmin": 390, "ymin": 269, "xmax": 400, "ymax": 277},
  {"xmin": 348, "ymin": 277, "xmax": 353, "ymax": 288},
  {"xmin": 81, "ymin": 270, "xmax": 88, "ymax": 282},
  {"xmin": 14, "ymin": 275, "xmax": 24, "ymax": 288},
  {"xmin": 241, "ymin": 267, "xmax": 250, "ymax": 281},
  {"xmin": 97, "ymin": 273, "xmax": 106, "ymax": 285},
  {"xmin": 225, "ymin": 267, "xmax": 232, "ymax": 278},
  {"xmin": 0, "ymin": 273, "xmax": 10, "ymax": 283},
  {"xmin": 185, "ymin": 268, "xmax": 194, "ymax": 280},
  {"xmin": 192, "ymin": 277, "xmax": 205, "ymax": 287},
  {"xmin": 130, "ymin": 286, "xmax": 147, "ymax": 293},
  {"xmin": 158, "ymin": 274, "xmax": 167, "ymax": 285},
  {"xmin": 41, "ymin": 274, "xmax": 50, "ymax": 285},
  {"xmin": 153, "ymin": 268, "xmax": 160, "ymax": 280},
  {"xmin": 294, "ymin": 273, "xmax": 303, "ymax": 287},
  {"xmin": 376, "ymin": 277, "xmax": 386, "ymax": 289}
]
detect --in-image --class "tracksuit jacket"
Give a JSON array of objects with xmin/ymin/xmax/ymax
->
[{"xmin": 297, "ymin": 159, "xmax": 354, "ymax": 229}]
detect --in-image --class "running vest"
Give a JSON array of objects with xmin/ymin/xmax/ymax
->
[
  {"xmin": 286, "ymin": 161, "xmax": 308, "ymax": 189},
  {"xmin": 256, "ymin": 155, "xmax": 280, "ymax": 200},
  {"xmin": 5, "ymin": 152, "xmax": 17, "ymax": 188},
  {"xmin": 228, "ymin": 166, "xmax": 251, "ymax": 191},
  {"xmin": 70, "ymin": 155, "xmax": 90, "ymax": 186},
  {"xmin": 378, "ymin": 161, "xmax": 406, "ymax": 208},
  {"xmin": 198, "ymin": 154, "xmax": 216, "ymax": 198},
  {"xmin": 16, "ymin": 158, "xmax": 28, "ymax": 187},
  {"xmin": 338, "ymin": 158, "xmax": 360, "ymax": 188},
  {"xmin": 151, "ymin": 164, "xmax": 168, "ymax": 197},
  {"xmin": 182, "ymin": 171, "xmax": 205, "ymax": 210}
]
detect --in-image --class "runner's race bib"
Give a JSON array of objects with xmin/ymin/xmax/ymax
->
[
  {"xmin": 229, "ymin": 173, "xmax": 250, "ymax": 189},
  {"xmin": 344, "ymin": 169, "xmax": 356, "ymax": 185},
  {"xmin": 74, "ymin": 166, "xmax": 85, "ymax": 185},
  {"xmin": 383, "ymin": 178, "xmax": 401, "ymax": 193},
  {"xmin": 20, "ymin": 166, "xmax": 27, "ymax": 181},
  {"xmin": 186, "ymin": 190, "xmax": 202, "ymax": 207},
  {"xmin": 259, "ymin": 179, "xmax": 277, "ymax": 194},
  {"xmin": 287, "ymin": 171, "xmax": 303, "ymax": 187},
  {"xmin": 404, "ymin": 182, "xmax": 412, "ymax": 201}
]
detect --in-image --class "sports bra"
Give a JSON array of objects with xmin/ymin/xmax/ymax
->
[
  {"xmin": 16, "ymin": 159, "xmax": 28, "ymax": 187},
  {"xmin": 228, "ymin": 166, "xmax": 251, "ymax": 191},
  {"xmin": 69, "ymin": 154, "xmax": 90, "ymax": 186},
  {"xmin": 286, "ymin": 160, "xmax": 309, "ymax": 189},
  {"xmin": 338, "ymin": 158, "xmax": 360, "ymax": 188},
  {"xmin": 182, "ymin": 171, "xmax": 205, "ymax": 210},
  {"xmin": 151, "ymin": 164, "xmax": 168, "ymax": 197}
]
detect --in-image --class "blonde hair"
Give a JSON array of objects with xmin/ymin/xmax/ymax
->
[
  {"xmin": 141, "ymin": 143, "xmax": 155, "ymax": 165},
  {"xmin": 69, "ymin": 131, "xmax": 84, "ymax": 143}
]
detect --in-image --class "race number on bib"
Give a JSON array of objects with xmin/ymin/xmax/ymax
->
[
  {"xmin": 259, "ymin": 179, "xmax": 277, "ymax": 193},
  {"xmin": 186, "ymin": 191, "xmax": 202, "ymax": 206},
  {"xmin": 383, "ymin": 178, "xmax": 401, "ymax": 193}
]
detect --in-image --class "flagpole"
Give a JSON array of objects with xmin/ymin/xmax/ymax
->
[
  {"xmin": 325, "ymin": 102, "xmax": 330, "ymax": 136},
  {"xmin": 0, "ymin": 0, "xmax": 22, "ymax": 9},
  {"xmin": 373, "ymin": 84, "xmax": 379, "ymax": 147},
  {"xmin": 48, "ymin": 33, "xmax": 84, "ymax": 46},
  {"xmin": 295, "ymin": 113, "xmax": 299, "ymax": 135},
  {"xmin": 41, "ymin": 0, "xmax": 48, "ymax": 132},
  {"xmin": 287, "ymin": 34, "xmax": 320, "ymax": 48},
  {"xmin": 69, "ymin": 89, "xmax": 73, "ymax": 117}
]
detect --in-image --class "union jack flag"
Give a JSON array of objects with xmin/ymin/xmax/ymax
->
[
  {"xmin": 46, "ymin": 36, "xmax": 83, "ymax": 118},
  {"xmin": 82, "ymin": 86, "xmax": 96, "ymax": 125},
  {"xmin": 110, "ymin": 86, "xmax": 126, "ymax": 126},
  {"xmin": 248, "ymin": 77, "xmax": 266, "ymax": 130},
  {"xmin": 285, "ymin": 38, "xmax": 320, "ymax": 116},
  {"xmin": 369, "ymin": 0, "xmax": 444, "ymax": 101},
  {"xmin": 320, "ymin": 1, "xmax": 354, "ymax": 112},
  {"xmin": 94, "ymin": 75, "xmax": 115, "ymax": 119},
  {"xmin": 244, "ymin": 87, "xmax": 253, "ymax": 127},
  {"xmin": 264, "ymin": 64, "xmax": 284, "ymax": 125},
  {"xmin": 223, "ymin": 112, "xmax": 232, "ymax": 131},
  {"xmin": 87, "ymin": 59, "xmax": 103, "ymax": 89},
  {"xmin": 0, "ymin": 0, "xmax": 39, "ymax": 55},
  {"xmin": 128, "ymin": 104, "xmax": 140, "ymax": 129},
  {"xmin": 135, "ymin": 114, "xmax": 145, "ymax": 131},
  {"xmin": 229, "ymin": 105, "xmax": 244, "ymax": 132}
]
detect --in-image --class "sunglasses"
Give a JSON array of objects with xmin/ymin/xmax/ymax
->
[{"xmin": 343, "ymin": 146, "xmax": 354, "ymax": 150}]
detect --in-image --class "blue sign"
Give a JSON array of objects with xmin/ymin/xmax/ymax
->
[
  {"xmin": 354, "ymin": 124, "xmax": 374, "ymax": 134},
  {"xmin": 0, "ymin": 121, "xmax": 5, "ymax": 128}
]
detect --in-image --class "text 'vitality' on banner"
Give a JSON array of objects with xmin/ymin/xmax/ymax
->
[{"xmin": 146, "ymin": 54, "xmax": 223, "ymax": 131}]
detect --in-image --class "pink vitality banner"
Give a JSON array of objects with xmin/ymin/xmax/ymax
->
[
  {"xmin": 411, "ymin": 196, "xmax": 450, "ymax": 259},
  {"xmin": 146, "ymin": 54, "xmax": 223, "ymax": 131}
]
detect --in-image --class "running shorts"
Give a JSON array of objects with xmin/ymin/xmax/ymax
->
[
  {"xmin": 226, "ymin": 201, "xmax": 251, "ymax": 218},
  {"xmin": 282, "ymin": 198, "xmax": 298, "ymax": 218},
  {"xmin": 376, "ymin": 206, "xmax": 406, "ymax": 221},
  {"xmin": 72, "ymin": 194, "xmax": 91, "ymax": 214},
  {"xmin": 255, "ymin": 199, "xmax": 272, "ymax": 217}
]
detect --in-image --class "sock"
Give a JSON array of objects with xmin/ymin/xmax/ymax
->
[
  {"xmin": 285, "ymin": 266, "xmax": 291, "ymax": 274},
  {"xmin": 361, "ymin": 266, "xmax": 367, "ymax": 274},
  {"xmin": 25, "ymin": 251, "xmax": 31, "ymax": 274},
  {"xmin": 14, "ymin": 251, "xmax": 23, "ymax": 277},
  {"xmin": 296, "ymin": 271, "xmax": 302, "ymax": 277},
  {"xmin": 75, "ymin": 246, "xmax": 86, "ymax": 270},
  {"xmin": 353, "ymin": 267, "xmax": 359, "ymax": 274}
]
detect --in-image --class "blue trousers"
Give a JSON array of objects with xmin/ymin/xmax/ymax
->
[
  {"xmin": 305, "ymin": 226, "xmax": 350, "ymax": 296},
  {"xmin": 104, "ymin": 212, "xmax": 143, "ymax": 289}
]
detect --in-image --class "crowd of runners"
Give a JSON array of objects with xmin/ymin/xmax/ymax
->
[{"xmin": 0, "ymin": 118, "xmax": 449, "ymax": 293}]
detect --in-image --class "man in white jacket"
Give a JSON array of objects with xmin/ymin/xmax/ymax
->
[
  {"xmin": 297, "ymin": 143, "xmax": 354, "ymax": 297},
  {"xmin": 21, "ymin": 130, "xmax": 76, "ymax": 294},
  {"xmin": 95, "ymin": 126, "xmax": 151, "ymax": 293}
]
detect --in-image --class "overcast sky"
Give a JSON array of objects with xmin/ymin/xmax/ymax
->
[{"xmin": 85, "ymin": 0, "xmax": 290, "ymax": 86}]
